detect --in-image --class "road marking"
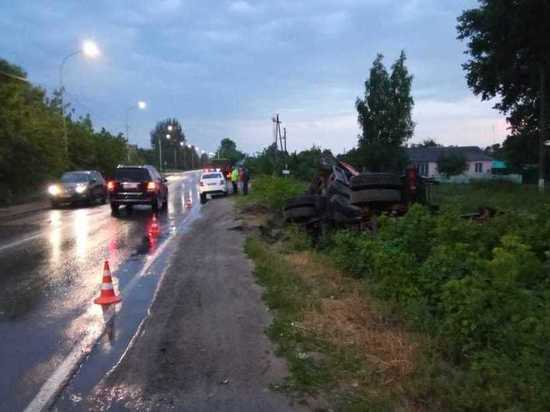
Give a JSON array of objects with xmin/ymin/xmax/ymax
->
[
  {"xmin": 0, "ymin": 233, "xmax": 43, "ymax": 253},
  {"xmin": 23, "ymin": 204, "xmax": 199, "ymax": 412}
]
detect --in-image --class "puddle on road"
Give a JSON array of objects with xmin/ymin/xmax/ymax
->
[{"xmin": 53, "ymin": 203, "xmax": 202, "ymax": 411}]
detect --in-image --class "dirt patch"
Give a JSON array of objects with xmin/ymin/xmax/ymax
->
[{"xmin": 286, "ymin": 252, "xmax": 419, "ymax": 395}]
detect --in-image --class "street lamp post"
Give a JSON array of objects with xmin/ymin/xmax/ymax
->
[
  {"xmin": 180, "ymin": 142, "xmax": 190, "ymax": 170},
  {"xmin": 59, "ymin": 40, "xmax": 100, "ymax": 157},
  {"xmin": 125, "ymin": 100, "xmax": 146, "ymax": 162},
  {"xmin": 160, "ymin": 133, "xmax": 171, "ymax": 172}
]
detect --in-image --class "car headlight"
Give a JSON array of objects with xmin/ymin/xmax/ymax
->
[
  {"xmin": 48, "ymin": 185, "xmax": 61, "ymax": 196},
  {"xmin": 75, "ymin": 184, "xmax": 88, "ymax": 194}
]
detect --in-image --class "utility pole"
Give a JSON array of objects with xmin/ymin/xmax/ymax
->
[{"xmin": 158, "ymin": 138, "xmax": 163, "ymax": 172}]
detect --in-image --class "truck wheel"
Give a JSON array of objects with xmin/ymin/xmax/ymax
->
[
  {"xmin": 326, "ymin": 179, "xmax": 351, "ymax": 199},
  {"xmin": 284, "ymin": 206, "xmax": 317, "ymax": 222},
  {"xmin": 285, "ymin": 194, "xmax": 318, "ymax": 209},
  {"xmin": 350, "ymin": 173, "xmax": 401, "ymax": 190},
  {"xmin": 350, "ymin": 188, "xmax": 401, "ymax": 205}
]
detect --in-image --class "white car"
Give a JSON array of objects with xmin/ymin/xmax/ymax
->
[{"xmin": 199, "ymin": 171, "xmax": 228, "ymax": 203}]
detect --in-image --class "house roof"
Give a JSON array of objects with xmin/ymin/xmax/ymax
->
[{"xmin": 407, "ymin": 146, "xmax": 493, "ymax": 163}]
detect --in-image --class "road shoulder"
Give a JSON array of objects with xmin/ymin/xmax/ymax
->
[{"xmin": 90, "ymin": 197, "xmax": 301, "ymax": 411}]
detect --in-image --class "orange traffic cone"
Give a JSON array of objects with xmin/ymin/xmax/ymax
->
[
  {"xmin": 149, "ymin": 214, "xmax": 160, "ymax": 237},
  {"xmin": 94, "ymin": 260, "xmax": 122, "ymax": 305}
]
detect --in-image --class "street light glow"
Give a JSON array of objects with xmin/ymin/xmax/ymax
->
[
  {"xmin": 82, "ymin": 40, "xmax": 100, "ymax": 58},
  {"xmin": 137, "ymin": 101, "xmax": 146, "ymax": 110},
  {"xmin": 166, "ymin": 134, "xmax": 170, "ymax": 139}
]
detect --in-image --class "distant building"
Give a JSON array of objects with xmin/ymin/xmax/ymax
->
[{"xmin": 407, "ymin": 146, "xmax": 493, "ymax": 178}]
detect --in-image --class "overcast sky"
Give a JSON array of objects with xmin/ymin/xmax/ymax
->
[{"xmin": 1, "ymin": 0, "xmax": 506, "ymax": 154}]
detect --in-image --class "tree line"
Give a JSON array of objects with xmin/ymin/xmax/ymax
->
[
  {"xmin": 0, "ymin": 57, "xmax": 211, "ymax": 204},
  {"xmin": 0, "ymin": 57, "xmax": 133, "ymax": 203}
]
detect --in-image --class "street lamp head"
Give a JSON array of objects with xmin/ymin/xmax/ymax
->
[
  {"xmin": 82, "ymin": 40, "xmax": 100, "ymax": 58},
  {"xmin": 137, "ymin": 101, "xmax": 146, "ymax": 110},
  {"xmin": 165, "ymin": 134, "xmax": 171, "ymax": 139},
  {"xmin": 167, "ymin": 125, "xmax": 173, "ymax": 132}
]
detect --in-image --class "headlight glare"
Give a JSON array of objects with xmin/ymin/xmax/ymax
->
[
  {"xmin": 75, "ymin": 184, "xmax": 88, "ymax": 194},
  {"xmin": 48, "ymin": 185, "xmax": 60, "ymax": 196}
]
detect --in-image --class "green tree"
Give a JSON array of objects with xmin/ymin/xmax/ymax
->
[
  {"xmin": 150, "ymin": 118, "xmax": 186, "ymax": 170},
  {"xmin": 437, "ymin": 151, "xmax": 468, "ymax": 178},
  {"xmin": 354, "ymin": 51, "xmax": 414, "ymax": 171},
  {"xmin": 411, "ymin": 138, "xmax": 440, "ymax": 148},
  {"xmin": 457, "ymin": 0, "xmax": 550, "ymax": 180},
  {"xmin": 216, "ymin": 138, "xmax": 244, "ymax": 164},
  {"xmin": 0, "ymin": 57, "xmax": 132, "ymax": 202}
]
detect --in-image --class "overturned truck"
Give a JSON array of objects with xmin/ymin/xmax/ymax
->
[{"xmin": 284, "ymin": 155, "xmax": 434, "ymax": 235}]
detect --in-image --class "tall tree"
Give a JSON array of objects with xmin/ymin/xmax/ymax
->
[
  {"xmin": 150, "ymin": 118, "xmax": 186, "ymax": 170},
  {"xmin": 457, "ymin": 0, "xmax": 550, "ymax": 186},
  {"xmin": 354, "ymin": 51, "xmax": 414, "ymax": 171},
  {"xmin": 215, "ymin": 138, "xmax": 244, "ymax": 164}
]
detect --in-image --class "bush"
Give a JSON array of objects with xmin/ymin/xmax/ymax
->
[
  {"xmin": 246, "ymin": 175, "xmax": 307, "ymax": 211},
  {"xmin": 329, "ymin": 204, "xmax": 550, "ymax": 410}
]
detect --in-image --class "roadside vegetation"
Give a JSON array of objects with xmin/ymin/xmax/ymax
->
[
  {"xmin": 241, "ymin": 176, "xmax": 550, "ymax": 411},
  {"xmin": 237, "ymin": 175, "xmax": 307, "ymax": 212},
  {"xmin": 0, "ymin": 58, "xmax": 204, "ymax": 206},
  {"xmin": 432, "ymin": 180, "xmax": 550, "ymax": 213}
]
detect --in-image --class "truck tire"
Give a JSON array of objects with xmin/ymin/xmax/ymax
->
[
  {"xmin": 285, "ymin": 195, "xmax": 318, "ymax": 209},
  {"xmin": 284, "ymin": 205, "xmax": 317, "ymax": 222},
  {"xmin": 326, "ymin": 179, "xmax": 351, "ymax": 199},
  {"xmin": 350, "ymin": 173, "xmax": 401, "ymax": 190},
  {"xmin": 350, "ymin": 188, "xmax": 401, "ymax": 205}
]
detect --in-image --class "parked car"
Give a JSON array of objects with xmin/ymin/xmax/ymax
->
[
  {"xmin": 48, "ymin": 170, "xmax": 107, "ymax": 208},
  {"xmin": 108, "ymin": 165, "xmax": 168, "ymax": 214},
  {"xmin": 199, "ymin": 171, "xmax": 228, "ymax": 203}
]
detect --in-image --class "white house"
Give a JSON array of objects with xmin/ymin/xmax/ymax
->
[{"xmin": 407, "ymin": 146, "xmax": 493, "ymax": 179}]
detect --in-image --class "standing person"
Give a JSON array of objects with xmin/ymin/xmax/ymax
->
[
  {"xmin": 231, "ymin": 167, "xmax": 239, "ymax": 194},
  {"xmin": 242, "ymin": 167, "xmax": 250, "ymax": 195}
]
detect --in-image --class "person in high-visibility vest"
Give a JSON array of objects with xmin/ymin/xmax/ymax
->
[{"xmin": 231, "ymin": 168, "xmax": 239, "ymax": 194}]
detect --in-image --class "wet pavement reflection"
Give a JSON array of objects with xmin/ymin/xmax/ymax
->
[{"xmin": 0, "ymin": 172, "xmax": 201, "ymax": 411}]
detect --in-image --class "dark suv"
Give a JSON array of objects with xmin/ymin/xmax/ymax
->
[{"xmin": 108, "ymin": 165, "xmax": 168, "ymax": 214}]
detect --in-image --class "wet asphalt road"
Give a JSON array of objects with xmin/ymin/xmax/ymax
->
[{"xmin": 0, "ymin": 172, "xmax": 201, "ymax": 411}]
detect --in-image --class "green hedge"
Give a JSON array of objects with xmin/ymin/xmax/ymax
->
[
  {"xmin": 330, "ymin": 205, "xmax": 550, "ymax": 411},
  {"xmin": 245, "ymin": 175, "xmax": 307, "ymax": 211}
]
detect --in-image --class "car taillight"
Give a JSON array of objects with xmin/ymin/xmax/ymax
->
[
  {"xmin": 107, "ymin": 181, "xmax": 115, "ymax": 191},
  {"xmin": 147, "ymin": 181, "xmax": 157, "ymax": 191}
]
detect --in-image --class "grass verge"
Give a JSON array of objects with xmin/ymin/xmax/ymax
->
[{"xmin": 245, "ymin": 234, "xmax": 425, "ymax": 411}]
